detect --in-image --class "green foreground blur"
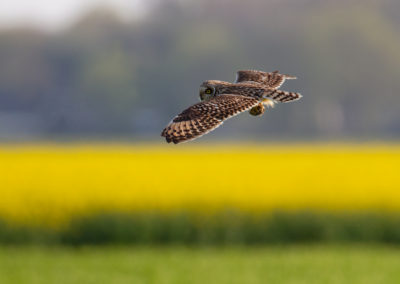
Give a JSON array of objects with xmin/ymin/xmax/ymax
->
[{"xmin": 1, "ymin": 245, "xmax": 400, "ymax": 284}]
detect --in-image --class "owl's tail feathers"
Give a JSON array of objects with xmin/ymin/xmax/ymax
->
[
  {"xmin": 265, "ymin": 90, "xmax": 302, "ymax": 103},
  {"xmin": 271, "ymin": 70, "xmax": 297, "ymax": 80}
]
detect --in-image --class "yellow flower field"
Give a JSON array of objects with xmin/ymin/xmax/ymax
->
[{"xmin": 1, "ymin": 143, "xmax": 400, "ymax": 227}]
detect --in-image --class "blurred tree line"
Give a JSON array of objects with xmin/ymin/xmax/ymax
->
[{"xmin": 0, "ymin": 0, "xmax": 399, "ymax": 140}]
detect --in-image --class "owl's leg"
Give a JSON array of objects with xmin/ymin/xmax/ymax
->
[{"xmin": 262, "ymin": 98, "xmax": 275, "ymax": 108}]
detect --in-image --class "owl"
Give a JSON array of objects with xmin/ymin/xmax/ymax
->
[{"xmin": 161, "ymin": 70, "xmax": 301, "ymax": 144}]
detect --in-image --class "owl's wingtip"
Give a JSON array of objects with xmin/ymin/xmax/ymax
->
[
  {"xmin": 164, "ymin": 136, "xmax": 173, "ymax": 144},
  {"xmin": 161, "ymin": 129, "xmax": 181, "ymax": 144},
  {"xmin": 284, "ymin": 74, "xmax": 297, "ymax": 80}
]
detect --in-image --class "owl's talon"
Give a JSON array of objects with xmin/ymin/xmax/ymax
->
[{"xmin": 249, "ymin": 103, "xmax": 265, "ymax": 116}]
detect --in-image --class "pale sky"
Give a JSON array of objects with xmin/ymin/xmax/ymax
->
[{"xmin": 0, "ymin": 0, "xmax": 147, "ymax": 31}]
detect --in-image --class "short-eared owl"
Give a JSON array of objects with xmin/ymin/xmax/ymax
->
[{"xmin": 161, "ymin": 70, "xmax": 301, "ymax": 144}]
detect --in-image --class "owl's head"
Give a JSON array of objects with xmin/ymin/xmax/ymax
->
[
  {"xmin": 199, "ymin": 80, "xmax": 228, "ymax": 101},
  {"xmin": 199, "ymin": 83, "xmax": 215, "ymax": 101}
]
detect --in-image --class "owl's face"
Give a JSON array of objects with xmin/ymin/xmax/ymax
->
[{"xmin": 199, "ymin": 84, "xmax": 216, "ymax": 101}]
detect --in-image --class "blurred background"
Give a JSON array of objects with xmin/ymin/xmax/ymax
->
[
  {"xmin": 1, "ymin": 1, "xmax": 400, "ymax": 283},
  {"xmin": 1, "ymin": 0, "xmax": 400, "ymax": 141}
]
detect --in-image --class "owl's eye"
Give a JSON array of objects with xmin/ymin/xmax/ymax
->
[{"xmin": 205, "ymin": 88, "xmax": 213, "ymax": 94}]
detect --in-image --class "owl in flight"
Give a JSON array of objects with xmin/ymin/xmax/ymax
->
[{"xmin": 161, "ymin": 70, "xmax": 302, "ymax": 144}]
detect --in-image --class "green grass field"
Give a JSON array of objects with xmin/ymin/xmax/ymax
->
[{"xmin": 1, "ymin": 245, "xmax": 400, "ymax": 284}]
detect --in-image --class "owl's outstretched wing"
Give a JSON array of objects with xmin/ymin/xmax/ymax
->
[
  {"xmin": 161, "ymin": 94, "xmax": 259, "ymax": 144},
  {"xmin": 235, "ymin": 70, "xmax": 296, "ymax": 90}
]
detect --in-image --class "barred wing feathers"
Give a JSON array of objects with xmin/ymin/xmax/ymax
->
[
  {"xmin": 161, "ymin": 94, "xmax": 259, "ymax": 144},
  {"xmin": 264, "ymin": 89, "xmax": 302, "ymax": 103}
]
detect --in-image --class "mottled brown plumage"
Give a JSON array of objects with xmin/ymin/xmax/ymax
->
[
  {"xmin": 161, "ymin": 94, "xmax": 259, "ymax": 144},
  {"xmin": 235, "ymin": 70, "xmax": 297, "ymax": 90},
  {"xmin": 161, "ymin": 70, "xmax": 302, "ymax": 144}
]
